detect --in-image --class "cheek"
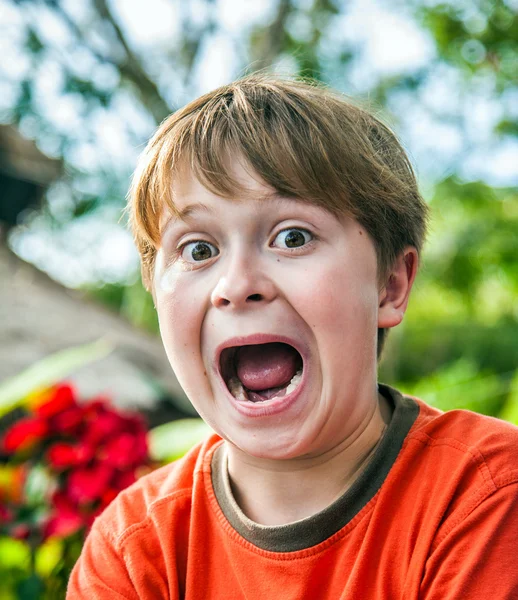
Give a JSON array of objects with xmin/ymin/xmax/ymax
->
[
  {"xmin": 154, "ymin": 271, "xmax": 204, "ymax": 370},
  {"xmin": 298, "ymin": 264, "xmax": 379, "ymax": 388},
  {"xmin": 295, "ymin": 260, "xmax": 379, "ymax": 336}
]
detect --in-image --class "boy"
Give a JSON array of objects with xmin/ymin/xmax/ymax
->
[{"xmin": 67, "ymin": 75, "xmax": 518, "ymax": 599}]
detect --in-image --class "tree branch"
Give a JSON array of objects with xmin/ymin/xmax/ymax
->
[
  {"xmin": 92, "ymin": 0, "xmax": 172, "ymax": 122},
  {"xmin": 252, "ymin": 0, "xmax": 293, "ymax": 70},
  {"xmin": 43, "ymin": 0, "xmax": 171, "ymax": 123}
]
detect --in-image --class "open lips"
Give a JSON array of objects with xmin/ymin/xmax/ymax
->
[{"xmin": 219, "ymin": 342, "xmax": 304, "ymax": 403}]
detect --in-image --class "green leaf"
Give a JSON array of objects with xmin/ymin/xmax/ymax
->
[
  {"xmin": 16, "ymin": 574, "xmax": 45, "ymax": 600},
  {"xmin": 498, "ymin": 371, "xmax": 518, "ymax": 425},
  {"xmin": 35, "ymin": 539, "xmax": 62, "ymax": 578},
  {"xmin": 0, "ymin": 338, "xmax": 115, "ymax": 416},
  {"xmin": 149, "ymin": 419, "xmax": 213, "ymax": 462},
  {"xmin": 397, "ymin": 358, "xmax": 505, "ymax": 415},
  {"xmin": 0, "ymin": 537, "xmax": 30, "ymax": 570},
  {"xmin": 495, "ymin": 119, "xmax": 518, "ymax": 137},
  {"xmin": 25, "ymin": 30, "xmax": 44, "ymax": 54}
]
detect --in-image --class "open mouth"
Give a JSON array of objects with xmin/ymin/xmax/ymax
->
[{"xmin": 219, "ymin": 342, "xmax": 304, "ymax": 403}]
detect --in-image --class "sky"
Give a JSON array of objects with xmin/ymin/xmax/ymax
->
[{"xmin": 1, "ymin": 0, "xmax": 517, "ymax": 288}]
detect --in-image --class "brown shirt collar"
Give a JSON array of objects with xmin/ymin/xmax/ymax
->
[{"xmin": 211, "ymin": 384, "xmax": 419, "ymax": 552}]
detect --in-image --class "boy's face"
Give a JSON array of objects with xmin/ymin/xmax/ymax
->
[{"xmin": 154, "ymin": 160, "xmax": 388, "ymax": 460}]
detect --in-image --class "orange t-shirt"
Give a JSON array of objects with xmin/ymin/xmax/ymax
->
[{"xmin": 67, "ymin": 386, "xmax": 518, "ymax": 599}]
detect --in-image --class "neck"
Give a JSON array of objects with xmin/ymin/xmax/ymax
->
[{"xmin": 226, "ymin": 391, "xmax": 392, "ymax": 526}]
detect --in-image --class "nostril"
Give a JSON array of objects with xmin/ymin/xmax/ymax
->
[{"xmin": 247, "ymin": 294, "xmax": 263, "ymax": 302}]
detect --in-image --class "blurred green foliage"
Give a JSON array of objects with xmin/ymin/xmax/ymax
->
[
  {"xmin": 420, "ymin": 0, "xmax": 518, "ymax": 90},
  {"xmin": 0, "ymin": 534, "xmax": 83, "ymax": 599},
  {"xmin": 89, "ymin": 280, "xmax": 159, "ymax": 333},
  {"xmin": 1, "ymin": 0, "xmax": 517, "ymax": 421},
  {"xmin": 380, "ymin": 177, "xmax": 517, "ymax": 417},
  {"xmin": 0, "ymin": 339, "xmax": 114, "ymax": 417},
  {"xmin": 149, "ymin": 419, "xmax": 214, "ymax": 463}
]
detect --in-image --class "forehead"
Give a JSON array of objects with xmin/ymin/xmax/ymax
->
[
  {"xmin": 159, "ymin": 157, "xmax": 339, "ymax": 232},
  {"xmin": 159, "ymin": 160, "xmax": 263, "ymax": 230},
  {"xmin": 176, "ymin": 156, "xmax": 275, "ymax": 200}
]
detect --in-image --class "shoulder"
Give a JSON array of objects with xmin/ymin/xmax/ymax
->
[
  {"xmin": 67, "ymin": 434, "xmax": 222, "ymax": 598},
  {"xmin": 91, "ymin": 433, "xmax": 222, "ymax": 546},
  {"xmin": 405, "ymin": 395, "xmax": 518, "ymax": 491},
  {"xmin": 382, "ymin": 390, "xmax": 518, "ymax": 555}
]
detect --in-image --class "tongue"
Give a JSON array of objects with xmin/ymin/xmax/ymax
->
[{"xmin": 236, "ymin": 343, "xmax": 299, "ymax": 391}]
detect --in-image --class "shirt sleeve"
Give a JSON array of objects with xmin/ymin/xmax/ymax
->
[
  {"xmin": 66, "ymin": 524, "xmax": 140, "ymax": 600},
  {"xmin": 66, "ymin": 517, "xmax": 177, "ymax": 600},
  {"xmin": 420, "ymin": 483, "xmax": 518, "ymax": 599}
]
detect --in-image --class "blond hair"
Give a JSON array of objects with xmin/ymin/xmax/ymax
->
[{"xmin": 127, "ymin": 74, "xmax": 428, "ymax": 356}]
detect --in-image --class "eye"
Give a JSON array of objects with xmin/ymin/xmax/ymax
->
[
  {"xmin": 180, "ymin": 241, "xmax": 219, "ymax": 263},
  {"xmin": 272, "ymin": 228, "xmax": 313, "ymax": 249}
]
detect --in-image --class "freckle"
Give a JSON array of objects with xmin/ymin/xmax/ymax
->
[
  {"xmin": 277, "ymin": 259, "xmax": 280, "ymax": 262},
  {"xmin": 359, "ymin": 230, "xmax": 363, "ymax": 235},
  {"xmin": 203, "ymin": 371, "xmax": 207, "ymax": 377}
]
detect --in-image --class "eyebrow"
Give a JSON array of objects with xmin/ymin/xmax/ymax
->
[
  {"xmin": 166, "ymin": 192, "xmax": 281, "ymax": 222},
  {"xmin": 161, "ymin": 192, "xmax": 306, "ymax": 235},
  {"xmin": 161, "ymin": 203, "xmax": 214, "ymax": 235},
  {"xmin": 177, "ymin": 203, "xmax": 215, "ymax": 221}
]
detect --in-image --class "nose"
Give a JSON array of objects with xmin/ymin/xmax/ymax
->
[{"xmin": 210, "ymin": 253, "xmax": 277, "ymax": 310}]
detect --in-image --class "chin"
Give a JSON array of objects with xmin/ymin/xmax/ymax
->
[{"xmin": 226, "ymin": 428, "xmax": 316, "ymax": 461}]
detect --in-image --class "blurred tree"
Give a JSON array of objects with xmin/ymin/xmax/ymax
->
[
  {"xmin": 0, "ymin": 0, "xmax": 517, "ymax": 416},
  {"xmin": 420, "ymin": 0, "xmax": 517, "ymax": 92},
  {"xmin": 379, "ymin": 178, "xmax": 518, "ymax": 415}
]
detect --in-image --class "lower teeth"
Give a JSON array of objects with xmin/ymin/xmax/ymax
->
[
  {"xmin": 227, "ymin": 368, "xmax": 303, "ymax": 402},
  {"xmin": 227, "ymin": 377, "xmax": 248, "ymax": 401}
]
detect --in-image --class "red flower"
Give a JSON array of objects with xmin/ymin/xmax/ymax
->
[
  {"xmin": 44, "ymin": 511, "xmax": 84, "ymax": 540},
  {"xmin": 102, "ymin": 432, "xmax": 146, "ymax": 470},
  {"xmin": 0, "ymin": 380, "xmax": 153, "ymax": 542},
  {"xmin": 35, "ymin": 384, "xmax": 76, "ymax": 419},
  {"xmin": 0, "ymin": 504, "xmax": 13, "ymax": 524},
  {"xmin": 67, "ymin": 463, "xmax": 113, "ymax": 504},
  {"xmin": 44, "ymin": 492, "xmax": 85, "ymax": 539},
  {"xmin": 100, "ymin": 487, "xmax": 119, "ymax": 508},
  {"xmin": 2, "ymin": 417, "xmax": 48, "ymax": 453},
  {"xmin": 82, "ymin": 409, "xmax": 125, "ymax": 447},
  {"xmin": 46, "ymin": 442, "xmax": 94, "ymax": 470},
  {"xmin": 50, "ymin": 405, "xmax": 85, "ymax": 436},
  {"xmin": 47, "ymin": 442, "xmax": 78, "ymax": 469},
  {"xmin": 112, "ymin": 470, "xmax": 136, "ymax": 490}
]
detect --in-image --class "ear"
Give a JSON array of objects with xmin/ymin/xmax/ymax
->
[{"xmin": 378, "ymin": 247, "xmax": 419, "ymax": 329}]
